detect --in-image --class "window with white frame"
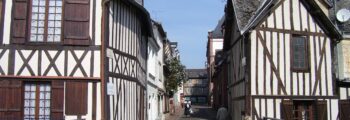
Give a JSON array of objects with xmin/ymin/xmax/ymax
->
[
  {"xmin": 30, "ymin": 0, "xmax": 62, "ymax": 42},
  {"xmin": 24, "ymin": 83, "xmax": 51, "ymax": 120}
]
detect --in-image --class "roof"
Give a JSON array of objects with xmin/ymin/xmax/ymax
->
[
  {"xmin": 152, "ymin": 20, "xmax": 167, "ymax": 38},
  {"xmin": 229, "ymin": 0, "xmax": 342, "ymax": 40},
  {"xmin": 232, "ymin": 0, "xmax": 263, "ymax": 32},
  {"xmin": 211, "ymin": 16, "xmax": 225, "ymax": 38},
  {"xmin": 122, "ymin": 0, "xmax": 154, "ymax": 38},
  {"xmin": 186, "ymin": 69, "xmax": 208, "ymax": 79},
  {"xmin": 301, "ymin": 0, "xmax": 342, "ymax": 40}
]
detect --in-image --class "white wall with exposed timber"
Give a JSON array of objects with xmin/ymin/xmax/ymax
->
[
  {"xmin": 249, "ymin": 0, "xmax": 338, "ymax": 119},
  {"xmin": 10, "ymin": 49, "xmax": 100, "ymax": 77},
  {"xmin": 106, "ymin": 0, "xmax": 148, "ymax": 119},
  {"xmin": 250, "ymin": 0, "xmax": 334, "ymax": 97}
]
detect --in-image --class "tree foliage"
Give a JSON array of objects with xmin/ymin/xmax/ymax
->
[{"xmin": 164, "ymin": 58, "xmax": 186, "ymax": 96}]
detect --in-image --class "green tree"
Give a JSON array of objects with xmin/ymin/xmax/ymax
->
[{"xmin": 164, "ymin": 58, "xmax": 186, "ymax": 96}]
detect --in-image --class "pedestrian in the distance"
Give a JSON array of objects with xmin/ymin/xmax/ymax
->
[
  {"xmin": 216, "ymin": 105, "xmax": 228, "ymax": 120},
  {"xmin": 184, "ymin": 101, "xmax": 191, "ymax": 117}
]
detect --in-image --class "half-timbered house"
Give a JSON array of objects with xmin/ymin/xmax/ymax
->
[
  {"xmin": 0, "ymin": 0, "xmax": 152, "ymax": 119},
  {"xmin": 224, "ymin": 0, "xmax": 342, "ymax": 120}
]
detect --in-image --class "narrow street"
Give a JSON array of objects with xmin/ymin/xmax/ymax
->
[{"xmin": 165, "ymin": 105, "xmax": 217, "ymax": 120}]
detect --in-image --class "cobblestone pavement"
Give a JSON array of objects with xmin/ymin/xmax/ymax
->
[{"xmin": 164, "ymin": 105, "xmax": 217, "ymax": 120}]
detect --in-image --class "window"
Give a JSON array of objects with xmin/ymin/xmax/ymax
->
[
  {"xmin": 29, "ymin": 0, "xmax": 62, "ymax": 42},
  {"xmin": 12, "ymin": 0, "xmax": 90, "ymax": 45},
  {"xmin": 281, "ymin": 100, "xmax": 327, "ymax": 120},
  {"xmin": 291, "ymin": 35, "xmax": 309, "ymax": 71},
  {"xmin": 293, "ymin": 102, "xmax": 313, "ymax": 120},
  {"xmin": 24, "ymin": 82, "xmax": 51, "ymax": 120}
]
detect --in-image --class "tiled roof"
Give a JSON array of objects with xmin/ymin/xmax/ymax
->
[
  {"xmin": 211, "ymin": 16, "xmax": 225, "ymax": 38},
  {"xmin": 186, "ymin": 69, "xmax": 208, "ymax": 78}
]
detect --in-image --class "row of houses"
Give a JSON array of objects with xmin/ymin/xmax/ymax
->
[
  {"xmin": 0, "ymin": 0, "xmax": 180, "ymax": 119},
  {"xmin": 147, "ymin": 20, "xmax": 180, "ymax": 120},
  {"xmin": 209, "ymin": 0, "xmax": 350, "ymax": 120}
]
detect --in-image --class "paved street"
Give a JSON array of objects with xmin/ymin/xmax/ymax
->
[{"xmin": 165, "ymin": 105, "xmax": 217, "ymax": 120}]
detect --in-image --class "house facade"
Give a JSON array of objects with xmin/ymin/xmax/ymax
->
[
  {"xmin": 206, "ymin": 16, "xmax": 224, "ymax": 106},
  {"xmin": 0, "ymin": 0, "xmax": 152, "ymax": 119},
  {"xmin": 147, "ymin": 20, "xmax": 166, "ymax": 120},
  {"xmin": 224, "ymin": 0, "xmax": 342, "ymax": 120},
  {"xmin": 184, "ymin": 69, "xmax": 208, "ymax": 104}
]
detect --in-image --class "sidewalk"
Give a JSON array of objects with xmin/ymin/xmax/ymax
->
[{"xmin": 164, "ymin": 105, "xmax": 184, "ymax": 120}]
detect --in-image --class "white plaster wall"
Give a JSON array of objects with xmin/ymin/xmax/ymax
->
[
  {"xmin": 211, "ymin": 39, "xmax": 223, "ymax": 56},
  {"xmin": 148, "ymin": 44, "xmax": 156, "ymax": 77},
  {"xmin": 94, "ymin": 0, "xmax": 102, "ymax": 45},
  {"xmin": 147, "ymin": 85, "xmax": 159, "ymax": 120},
  {"xmin": 2, "ymin": 0, "xmax": 12, "ymax": 44}
]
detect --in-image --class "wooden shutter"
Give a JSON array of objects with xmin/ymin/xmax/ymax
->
[
  {"xmin": 316, "ymin": 101, "xmax": 327, "ymax": 120},
  {"xmin": 0, "ymin": 80, "xmax": 22, "ymax": 119},
  {"xmin": 63, "ymin": 0, "xmax": 90, "ymax": 45},
  {"xmin": 339, "ymin": 100, "xmax": 350, "ymax": 120},
  {"xmin": 65, "ymin": 81, "xmax": 88, "ymax": 115},
  {"xmin": 51, "ymin": 81, "xmax": 64, "ymax": 120},
  {"xmin": 281, "ymin": 100, "xmax": 293, "ymax": 120},
  {"xmin": 11, "ymin": 0, "xmax": 28, "ymax": 44}
]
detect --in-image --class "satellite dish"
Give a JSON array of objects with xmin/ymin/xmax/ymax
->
[{"xmin": 336, "ymin": 9, "xmax": 350, "ymax": 23}]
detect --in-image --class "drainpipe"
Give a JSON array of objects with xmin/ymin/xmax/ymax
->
[{"xmin": 101, "ymin": 0, "xmax": 110, "ymax": 119}]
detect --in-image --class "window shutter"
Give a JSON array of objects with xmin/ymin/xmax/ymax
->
[
  {"xmin": 281, "ymin": 100, "xmax": 293, "ymax": 120},
  {"xmin": 316, "ymin": 101, "xmax": 327, "ymax": 120},
  {"xmin": 11, "ymin": 0, "xmax": 28, "ymax": 44},
  {"xmin": 63, "ymin": 0, "xmax": 90, "ymax": 45},
  {"xmin": 51, "ymin": 81, "xmax": 64, "ymax": 120},
  {"xmin": 0, "ymin": 80, "xmax": 22, "ymax": 119},
  {"xmin": 65, "ymin": 81, "xmax": 88, "ymax": 115},
  {"xmin": 339, "ymin": 100, "xmax": 350, "ymax": 120}
]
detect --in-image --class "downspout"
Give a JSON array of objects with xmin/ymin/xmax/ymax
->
[
  {"xmin": 243, "ymin": 32, "xmax": 252, "ymax": 119},
  {"xmin": 101, "ymin": 0, "xmax": 110, "ymax": 119}
]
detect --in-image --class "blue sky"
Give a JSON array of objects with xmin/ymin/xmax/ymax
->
[{"xmin": 145, "ymin": 0, "xmax": 226, "ymax": 69}]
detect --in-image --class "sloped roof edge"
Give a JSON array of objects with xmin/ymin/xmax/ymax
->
[
  {"xmin": 122, "ymin": 0, "xmax": 154, "ymax": 39},
  {"xmin": 300, "ymin": 0, "xmax": 342, "ymax": 40},
  {"xmin": 238, "ymin": 0, "xmax": 342, "ymax": 40},
  {"xmin": 241, "ymin": 0, "xmax": 279, "ymax": 34}
]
